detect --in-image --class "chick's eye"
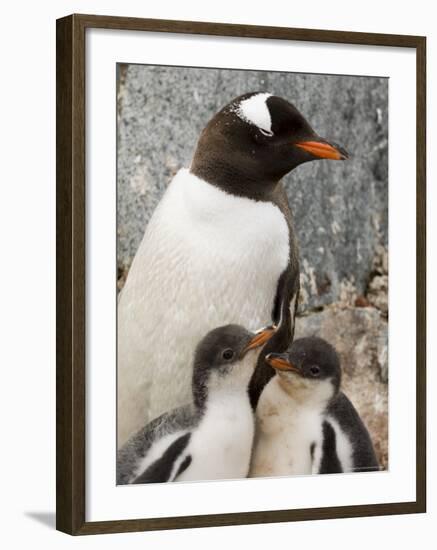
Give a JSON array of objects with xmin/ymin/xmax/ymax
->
[
  {"xmin": 310, "ymin": 365, "xmax": 320, "ymax": 377},
  {"xmin": 259, "ymin": 128, "xmax": 274, "ymax": 137},
  {"xmin": 222, "ymin": 349, "xmax": 235, "ymax": 361}
]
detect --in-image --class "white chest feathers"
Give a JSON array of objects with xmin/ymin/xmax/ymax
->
[
  {"xmin": 177, "ymin": 390, "xmax": 255, "ymax": 482},
  {"xmin": 249, "ymin": 376, "xmax": 327, "ymax": 477},
  {"xmin": 117, "ymin": 169, "xmax": 290, "ymax": 445}
]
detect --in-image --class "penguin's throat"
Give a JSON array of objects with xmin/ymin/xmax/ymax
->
[
  {"xmin": 208, "ymin": 366, "xmax": 255, "ymax": 396},
  {"xmin": 277, "ymin": 375, "xmax": 334, "ymax": 410},
  {"xmin": 192, "ymin": 370, "xmax": 252, "ymax": 412},
  {"xmin": 194, "ymin": 359, "xmax": 255, "ymax": 411},
  {"xmin": 190, "ymin": 156, "xmax": 279, "ymax": 200},
  {"xmin": 203, "ymin": 383, "xmax": 253, "ymax": 419}
]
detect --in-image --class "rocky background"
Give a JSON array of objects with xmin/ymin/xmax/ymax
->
[{"xmin": 117, "ymin": 64, "xmax": 388, "ymax": 469}]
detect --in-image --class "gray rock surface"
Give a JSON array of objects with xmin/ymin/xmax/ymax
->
[
  {"xmin": 117, "ymin": 64, "xmax": 388, "ymax": 310},
  {"xmin": 296, "ymin": 306, "xmax": 388, "ymax": 382},
  {"xmin": 367, "ymin": 245, "xmax": 389, "ymax": 316}
]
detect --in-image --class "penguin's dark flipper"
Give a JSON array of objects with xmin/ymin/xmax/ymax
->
[
  {"xmin": 318, "ymin": 421, "xmax": 343, "ymax": 474},
  {"xmin": 132, "ymin": 432, "xmax": 191, "ymax": 484},
  {"xmin": 327, "ymin": 393, "xmax": 380, "ymax": 473},
  {"xmin": 249, "ymin": 262, "xmax": 300, "ymax": 410}
]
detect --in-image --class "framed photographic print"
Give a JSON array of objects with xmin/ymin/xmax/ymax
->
[{"xmin": 56, "ymin": 14, "xmax": 426, "ymax": 535}]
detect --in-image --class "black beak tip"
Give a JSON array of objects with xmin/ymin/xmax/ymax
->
[
  {"xmin": 338, "ymin": 145, "xmax": 350, "ymax": 160},
  {"xmin": 328, "ymin": 140, "xmax": 349, "ymax": 160}
]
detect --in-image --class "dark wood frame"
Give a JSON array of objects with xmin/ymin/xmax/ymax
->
[{"xmin": 56, "ymin": 13, "xmax": 427, "ymax": 536}]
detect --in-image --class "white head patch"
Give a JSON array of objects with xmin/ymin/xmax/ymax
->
[{"xmin": 234, "ymin": 93, "xmax": 273, "ymax": 134}]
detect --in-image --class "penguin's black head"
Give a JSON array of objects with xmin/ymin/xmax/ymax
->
[
  {"xmin": 192, "ymin": 324, "xmax": 275, "ymax": 408},
  {"xmin": 191, "ymin": 92, "xmax": 348, "ymax": 199},
  {"xmin": 266, "ymin": 336, "xmax": 341, "ymax": 397}
]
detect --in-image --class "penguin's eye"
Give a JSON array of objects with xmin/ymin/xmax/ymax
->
[
  {"xmin": 222, "ymin": 349, "xmax": 235, "ymax": 361},
  {"xmin": 309, "ymin": 365, "xmax": 321, "ymax": 377}
]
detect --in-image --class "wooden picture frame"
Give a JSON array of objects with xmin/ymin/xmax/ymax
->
[{"xmin": 56, "ymin": 13, "xmax": 426, "ymax": 535}]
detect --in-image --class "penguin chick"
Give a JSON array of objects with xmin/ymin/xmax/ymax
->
[
  {"xmin": 249, "ymin": 337, "xmax": 379, "ymax": 477},
  {"xmin": 117, "ymin": 325, "xmax": 275, "ymax": 484}
]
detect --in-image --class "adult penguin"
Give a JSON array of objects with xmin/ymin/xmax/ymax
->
[{"xmin": 117, "ymin": 92, "xmax": 348, "ymax": 446}]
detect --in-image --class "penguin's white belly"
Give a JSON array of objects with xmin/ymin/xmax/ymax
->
[
  {"xmin": 249, "ymin": 378, "xmax": 323, "ymax": 477},
  {"xmin": 118, "ymin": 169, "xmax": 290, "ymax": 446},
  {"xmin": 177, "ymin": 394, "xmax": 255, "ymax": 481}
]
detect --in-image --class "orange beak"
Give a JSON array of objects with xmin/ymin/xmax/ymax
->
[
  {"xmin": 265, "ymin": 352, "xmax": 301, "ymax": 373},
  {"xmin": 243, "ymin": 327, "xmax": 276, "ymax": 355},
  {"xmin": 295, "ymin": 140, "xmax": 349, "ymax": 161}
]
